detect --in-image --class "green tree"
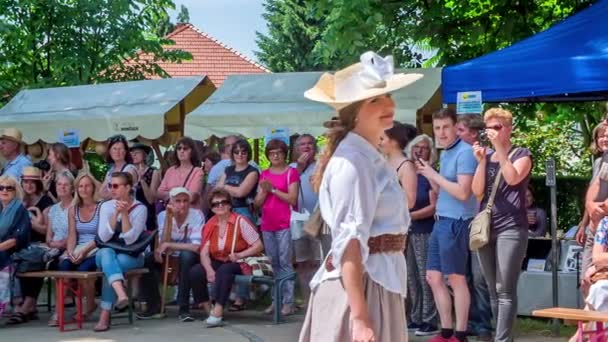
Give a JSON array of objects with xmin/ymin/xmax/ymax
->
[
  {"xmin": 255, "ymin": 0, "xmax": 420, "ymax": 72},
  {"xmin": 176, "ymin": 4, "xmax": 190, "ymax": 23},
  {"xmin": 0, "ymin": 0, "xmax": 191, "ymax": 104}
]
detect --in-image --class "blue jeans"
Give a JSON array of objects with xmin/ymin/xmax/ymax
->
[
  {"xmin": 95, "ymin": 248, "xmax": 144, "ymax": 310},
  {"xmin": 467, "ymin": 251, "xmax": 493, "ymax": 335},
  {"xmin": 262, "ymin": 228, "xmax": 294, "ymax": 305}
]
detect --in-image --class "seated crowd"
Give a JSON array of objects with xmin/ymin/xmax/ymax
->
[{"xmin": 0, "ymin": 128, "xmax": 328, "ymax": 331}]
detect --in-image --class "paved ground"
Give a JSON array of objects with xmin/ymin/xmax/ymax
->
[{"xmin": 0, "ymin": 307, "xmax": 570, "ymax": 341}]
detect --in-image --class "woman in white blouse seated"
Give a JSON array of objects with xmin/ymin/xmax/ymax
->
[
  {"xmin": 94, "ymin": 171, "xmax": 147, "ymax": 332},
  {"xmin": 298, "ymin": 52, "xmax": 423, "ymax": 342}
]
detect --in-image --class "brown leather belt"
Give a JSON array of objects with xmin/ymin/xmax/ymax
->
[{"xmin": 325, "ymin": 233, "xmax": 406, "ymax": 272}]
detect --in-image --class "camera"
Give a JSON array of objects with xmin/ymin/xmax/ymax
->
[
  {"xmin": 34, "ymin": 160, "xmax": 51, "ymax": 172},
  {"xmin": 478, "ymin": 129, "xmax": 490, "ymax": 147}
]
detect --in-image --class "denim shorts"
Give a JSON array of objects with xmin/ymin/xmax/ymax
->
[{"xmin": 426, "ymin": 216, "xmax": 472, "ymax": 276}]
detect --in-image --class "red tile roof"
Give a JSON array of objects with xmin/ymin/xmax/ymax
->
[{"xmin": 139, "ymin": 23, "xmax": 269, "ymax": 86}]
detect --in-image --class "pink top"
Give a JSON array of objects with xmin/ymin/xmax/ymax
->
[
  {"xmin": 259, "ymin": 167, "xmax": 299, "ymax": 232},
  {"xmin": 158, "ymin": 166, "xmax": 203, "ymax": 199}
]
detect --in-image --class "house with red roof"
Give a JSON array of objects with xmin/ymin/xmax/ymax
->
[{"xmin": 141, "ymin": 23, "xmax": 269, "ymax": 86}]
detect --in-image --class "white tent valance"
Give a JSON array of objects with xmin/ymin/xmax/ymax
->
[
  {"xmin": 185, "ymin": 68, "xmax": 442, "ymax": 138},
  {"xmin": 0, "ymin": 76, "xmax": 211, "ymax": 144}
]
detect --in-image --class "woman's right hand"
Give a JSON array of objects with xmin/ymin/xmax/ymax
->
[
  {"xmin": 472, "ymin": 142, "xmax": 486, "ymax": 162},
  {"xmin": 575, "ymin": 225, "xmax": 587, "ymax": 246},
  {"xmin": 207, "ymin": 269, "xmax": 216, "ymax": 283},
  {"xmin": 352, "ymin": 317, "xmax": 375, "ymax": 342}
]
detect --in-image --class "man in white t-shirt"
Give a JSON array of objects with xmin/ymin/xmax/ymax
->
[
  {"xmin": 289, "ymin": 134, "xmax": 323, "ymax": 304},
  {"xmin": 137, "ymin": 187, "xmax": 205, "ymax": 322}
]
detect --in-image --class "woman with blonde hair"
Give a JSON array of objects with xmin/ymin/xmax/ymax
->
[
  {"xmin": 471, "ymin": 107, "xmax": 532, "ymax": 341},
  {"xmin": 298, "ymin": 51, "xmax": 423, "ymax": 342},
  {"xmin": 404, "ymin": 133, "xmax": 439, "ymax": 336},
  {"xmin": 49, "ymin": 172, "xmax": 101, "ymax": 324}
]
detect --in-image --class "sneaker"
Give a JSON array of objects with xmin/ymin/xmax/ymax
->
[
  {"xmin": 205, "ymin": 314, "xmax": 223, "ymax": 328},
  {"xmin": 415, "ymin": 323, "xmax": 439, "ymax": 336},
  {"xmin": 179, "ymin": 314, "xmax": 195, "ymax": 322},
  {"xmin": 136, "ymin": 311, "xmax": 165, "ymax": 320},
  {"xmin": 407, "ymin": 322, "xmax": 422, "ymax": 332}
]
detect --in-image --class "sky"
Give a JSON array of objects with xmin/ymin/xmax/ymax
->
[{"xmin": 171, "ymin": 0, "xmax": 268, "ymax": 61}]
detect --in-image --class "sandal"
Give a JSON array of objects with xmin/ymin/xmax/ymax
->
[
  {"xmin": 93, "ymin": 323, "xmax": 110, "ymax": 332},
  {"xmin": 7, "ymin": 312, "xmax": 29, "ymax": 325},
  {"xmin": 263, "ymin": 304, "xmax": 274, "ymax": 315},
  {"xmin": 228, "ymin": 302, "xmax": 246, "ymax": 312},
  {"xmin": 114, "ymin": 297, "xmax": 129, "ymax": 311}
]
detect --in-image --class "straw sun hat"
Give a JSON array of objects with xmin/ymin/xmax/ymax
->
[
  {"xmin": 304, "ymin": 51, "xmax": 424, "ymax": 110},
  {"xmin": 0, "ymin": 128, "xmax": 23, "ymax": 144}
]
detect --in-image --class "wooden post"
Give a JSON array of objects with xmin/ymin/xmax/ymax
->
[{"xmin": 253, "ymin": 138, "xmax": 260, "ymax": 164}]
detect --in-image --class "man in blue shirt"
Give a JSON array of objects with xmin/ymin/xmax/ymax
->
[
  {"xmin": 0, "ymin": 128, "xmax": 32, "ymax": 181},
  {"xmin": 417, "ymin": 108, "xmax": 478, "ymax": 342}
]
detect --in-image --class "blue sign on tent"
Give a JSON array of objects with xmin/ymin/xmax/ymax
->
[{"xmin": 456, "ymin": 91, "xmax": 483, "ymax": 114}]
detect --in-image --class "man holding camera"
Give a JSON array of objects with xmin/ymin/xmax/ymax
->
[
  {"xmin": 417, "ymin": 108, "xmax": 478, "ymax": 342},
  {"xmin": 456, "ymin": 114, "xmax": 494, "ymax": 341}
]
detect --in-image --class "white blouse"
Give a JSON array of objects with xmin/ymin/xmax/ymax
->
[
  {"xmin": 310, "ymin": 132, "xmax": 410, "ymax": 297},
  {"xmin": 98, "ymin": 200, "xmax": 147, "ymax": 245}
]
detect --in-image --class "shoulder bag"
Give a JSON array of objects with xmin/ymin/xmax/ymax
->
[
  {"xmin": 287, "ymin": 168, "xmax": 310, "ymax": 240},
  {"xmin": 231, "ymin": 215, "xmax": 274, "ymax": 277},
  {"xmin": 469, "ymin": 148, "xmax": 518, "ymax": 251},
  {"xmin": 95, "ymin": 203, "xmax": 157, "ymax": 256}
]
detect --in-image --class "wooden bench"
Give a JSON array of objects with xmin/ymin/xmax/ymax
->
[
  {"xmin": 234, "ymin": 271, "xmax": 296, "ymax": 324},
  {"xmin": 533, "ymin": 307, "xmax": 608, "ymax": 341},
  {"xmin": 18, "ymin": 268, "xmax": 148, "ymax": 332}
]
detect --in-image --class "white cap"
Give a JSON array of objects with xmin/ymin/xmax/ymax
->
[{"xmin": 169, "ymin": 187, "xmax": 191, "ymax": 199}]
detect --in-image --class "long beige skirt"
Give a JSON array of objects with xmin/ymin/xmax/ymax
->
[{"xmin": 298, "ymin": 275, "xmax": 408, "ymax": 342}]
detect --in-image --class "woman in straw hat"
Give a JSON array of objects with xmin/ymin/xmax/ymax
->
[{"xmin": 299, "ymin": 51, "xmax": 423, "ymax": 342}]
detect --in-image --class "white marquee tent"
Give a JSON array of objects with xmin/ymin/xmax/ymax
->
[{"xmin": 186, "ymin": 68, "xmax": 442, "ymax": 138}]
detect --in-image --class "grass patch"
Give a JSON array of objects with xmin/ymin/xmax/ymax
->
[{"xmin": 515, "ymin": 317, "xmax": 577, "ymax": 338}]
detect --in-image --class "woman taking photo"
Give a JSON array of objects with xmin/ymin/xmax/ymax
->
[
  {"xmin": 157, "ymin": 137, "xmax": 203, "ymax": 206},
  {"xmin": 130, "ymin": 143, "xmax": 160, "ymax": 231},
  {"xmin": 99, "ymin": 135, "xmax": 138, "ymax": 200},
  {"xmin": 217, "ymin": 138, "xmax": 259, "ymax": 224},
  {"xmin": 94, "ymin": 172, "xmax": 147, "ymax": 332},
  {"xmin": 471, "ymin": 108, "xmax": 532, "ymax": 342},
  {"xmin": 405, "ymin": 134, "xmax": 439, "ymax": 336},
  {"xmin": 0, "ymin": 176, "xmax": 31, "ymax": 319},
  {"xmin": 380, "ymin": 121, "xmax": 418, "ymax": 208},
  {"xmin": 255, "ymin": 139, "xmax": 299, "ymax": 317},
  {"xmin": 299, "ymin": 51, "xmax": 422, "ymax": 342},
  {"xmin": 189, "ymin": 188, "xmax": 263, "ymax": 327},
  {"xmin": 43, "ymin": 143, "xmax": 73, "ymax": 201}
]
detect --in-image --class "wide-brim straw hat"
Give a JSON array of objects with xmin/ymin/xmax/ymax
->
[
  {"xmin": 0, "ymin": 128, "xmax": 23, "ymax": 144},
  {"xmin": 22, "ymin": 166, "xmax": 42, "ymax": 181},
  {"xmin": 305, "ymin": 51, "xmax": 424, "ymax": 110}
]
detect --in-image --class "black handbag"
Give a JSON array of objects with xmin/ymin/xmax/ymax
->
[
  {"xmin": 11, "ymin": 245, "xmax": 51, "ymax": 273},
  {"xmin": 95, "ymin": 204, "xmax": 157, "ymax": 257}
]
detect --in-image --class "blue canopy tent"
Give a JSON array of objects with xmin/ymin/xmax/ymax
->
[{"xmin": 442, "ymin": 0, "xmax": 608, "ymax": 104}]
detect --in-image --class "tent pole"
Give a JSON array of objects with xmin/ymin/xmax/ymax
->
[
  {"xmin": 546, "ymin": 158, "xmax": 560, "ymax": 336},
  {"xmin": 253, "ymin": 138, "xmax": 260, "ymax": 164}
]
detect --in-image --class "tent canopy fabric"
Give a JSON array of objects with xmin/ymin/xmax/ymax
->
[
  {"xmin": 0, "ymin": 76, "xmax": 213, "ymax": 144},
  {"xmin": 442, "ymin": 0, "xmax": 608, "ymax": 104},
  {"xmin": 186, "ymin": 68, "xmax": 442, "ymax": 137}
]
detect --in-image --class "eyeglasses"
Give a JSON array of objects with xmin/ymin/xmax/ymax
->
[
  {"xmin": 267, "ymin": 151, "xmax": 284, "ymax": 158},
  {"xmin": 210, "ymin": 199, "xmax": 230, "ymax": 209},
  {"xmin": 176, "ymin": 145, "xmax": 190, "ymax": 151},
  {"xmin": 486, "ymin": 124, "xmax": 503, "ymax": 131},
  {"xmin": 108, "ymin": 183, "xmax": 125, "ymax": 189},
  {"xmin": 0, "ymin": 186, "xmax": 15, "ymax": 192},
  {"xmin": 233, "ymin": 150, "xmax": 248, "ymax": 156}
]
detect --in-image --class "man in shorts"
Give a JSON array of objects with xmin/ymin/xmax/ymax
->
[{"xmin": 417, "ymin": 108, "xmax": 478, "ymax": 342}]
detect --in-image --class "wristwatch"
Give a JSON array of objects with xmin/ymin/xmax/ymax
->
[{"xmin": 271, "ymin": 187, "xmax": 277, "ymax": 194}]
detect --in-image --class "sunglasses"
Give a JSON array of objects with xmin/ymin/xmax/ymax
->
[
  {"xmin": 486, "ymin": 124, "xmax": 503, "ymax": 131},
  {"xmin": 108, "ymin": 183, "xmax": 125, "ymax": 189},
  {"xmin": 211, "ymin": 199, "xmax": 230, "ymax": 209},
  {"xmin": 176, "ymin": 145, "xmax": 190, "ymax": 151},
  {"xmin": 233, "ymin": 149, "xmax": 248, "ymax": 156},
  {"xmin": 0, "ymin": 185, "xmax": 15, "ymax": 192},
  {"xmin": 109, "ymin": 134, "xmax": 127, "ymax": 143}
]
